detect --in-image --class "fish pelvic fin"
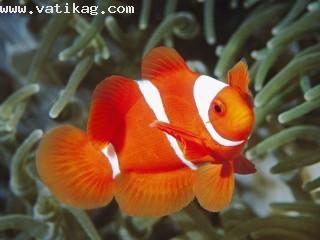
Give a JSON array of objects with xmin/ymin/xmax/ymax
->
[
  {"xmin": 36, "ymin": 125, "xmax": 113, "ymax": 209},
  {"xmin": 233, "ymin": 154, "xmax": 256, "ymax": 175},
  {"xmin": 194, "ymin": 162, "xmax": 234, "ymax": 212}
]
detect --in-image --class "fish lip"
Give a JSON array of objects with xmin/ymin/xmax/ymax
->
[{"xmin": 232, "ymin": 114, "xmax": 252, "ymax": 130}]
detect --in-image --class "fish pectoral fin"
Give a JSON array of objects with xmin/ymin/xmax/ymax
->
[
  {"xmin": 182, "ymin": 140, "xmax": 217, "ymax": 162},
  {"xmin": 150, "ymin": 120, "xmax": 212, "ymax": 160},
  {"xmin": 150, "ymin": 120, "xmax": 199, "ymax": 140},
  {"xmin": 233, "ymin": 154, "xmax": 256, "ymax": 175}
]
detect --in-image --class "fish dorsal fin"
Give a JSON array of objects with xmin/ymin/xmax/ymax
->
[
  {"xmin": 87, "ymin": 76, "xmax": 140, "ymax": 147},
  {"xmin": 142, "ymin": 47, "xmax": 197, "ymax": 84},
  {"xmin": 227, "ymin": 61, "xmax": 249, "ymax": 94}
]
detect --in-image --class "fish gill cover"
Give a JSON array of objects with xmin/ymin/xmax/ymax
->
[{"xmin": 0, "ymin": 0, "xmax": 320, "ymax": 239}]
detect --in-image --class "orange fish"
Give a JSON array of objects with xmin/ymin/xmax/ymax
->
[{"xmin": 36, "ymin": 47, "xmax": 256, "ymax": 217}]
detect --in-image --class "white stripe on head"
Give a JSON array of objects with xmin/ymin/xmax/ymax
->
[
  {"xmin": 102, "ymin": 143, "xmax": 120, "ymax": 178},
  {"xmin": 193, "ymin": 75, "xmax": 244, "ymax": 147},
  {"xmin": 137, "ymin": 80, "xmax": 197, "ymax": 170}
]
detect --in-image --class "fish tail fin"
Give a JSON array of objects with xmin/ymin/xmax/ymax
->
[
  {"xmin": 114, "ymin": 168, "xmax": 195, "ymax": 217},
  {"xmin": 194, "ymin": 162, "xmax": 234, "ymax": 212},
  {"xmin": 36, "ymin": 125, "xmax": 113, "ymax": 209}
]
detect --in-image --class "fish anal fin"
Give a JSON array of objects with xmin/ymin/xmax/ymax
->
[
  {"xmin": 142, "ymin": 47, "xmax": 198, "ymax": 85},
  {"xmin": 36, "ymin": 125, "xmax": 113, "ymax": 209},
  {"xmin": 150, "ymin": 121, "xmax": 213, "ymax": 162},
  {"xmin": 114, "ymin": 168, "xmax": 194, "ymax": 217},
  {"xmin": 194, "ymin": 162, "xmax": 234, "ymax": 212},
  {"xmin": 233, "ymin": 155, "xmax": 256, "ymax": 175},
  {"xmin": 87, "ymin": 75, "xmax": 140, "ymax": 147}
]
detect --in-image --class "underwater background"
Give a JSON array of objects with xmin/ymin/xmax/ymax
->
[{"xmin": 1, "ymin": 0, "xmax": 320, "ymax": 239}]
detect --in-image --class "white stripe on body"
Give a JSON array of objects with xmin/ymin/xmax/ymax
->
[
  {"xmin": 102, "ymin": 143, "xmax": 121, "ymax": 178},
  {"xmin": 137, "ymin": 80, "xmax": 198, "ymax": 170},
  {"xmin": 193, "ymin": 75, "xmax": 244, "ymax": 147}
]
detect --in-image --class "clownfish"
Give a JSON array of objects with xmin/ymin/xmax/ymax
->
[{"xmin": 36, "ymin": 47, "xmax": 256, "ymax": 217}]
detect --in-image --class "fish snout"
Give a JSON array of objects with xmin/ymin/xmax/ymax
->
[{"xmin": 232, "ymin": 112, "xmax": 254, "ymax": 138}]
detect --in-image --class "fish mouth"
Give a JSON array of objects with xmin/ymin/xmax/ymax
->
[{"xmin": 232, "ymin": 113, "xmax": 253, "ymax": 134}]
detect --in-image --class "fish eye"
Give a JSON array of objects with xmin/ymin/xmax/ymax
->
[
  {"xmin": 211, "ymin": 99, "xmax": 225, "ymax": 115},
  {"xmin": 214, "ymin": 104, "xmax": 222, "ymax": 113}
]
